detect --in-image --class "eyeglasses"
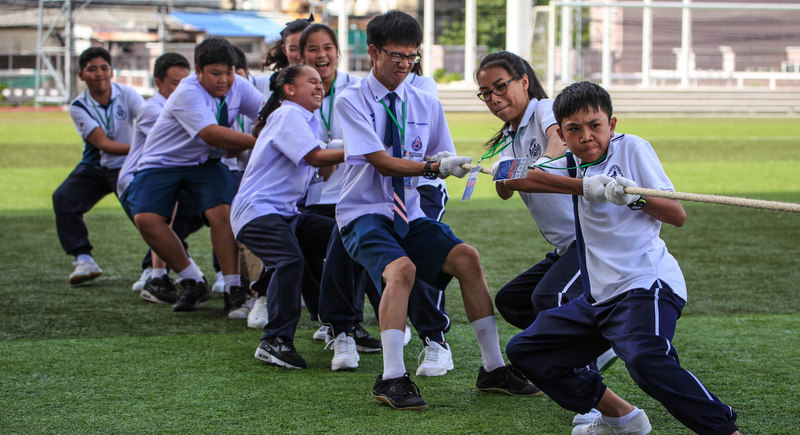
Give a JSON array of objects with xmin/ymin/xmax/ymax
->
[
  {"xmin": 380, "ymin": 47, "xmax": 421, "ymax": 64},
  {"xmin": 476, "ymin": 75, "xmax": 522, "ymax": 101}
]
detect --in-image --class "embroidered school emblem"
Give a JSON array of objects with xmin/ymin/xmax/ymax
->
[
  {"xmin": 528, "ymin": 138, "xmax": 541, "ymax": 158},
  {"xmin": 606, "ymin": 164, "xmax": 623, "ymax": 179},
  {"xmin": 114, "ymin": 104, "xmax": 127, "ymax": 120},
  {"xmin": 411, "ymin": 136, "xmax": 423, "ymax": 151}
]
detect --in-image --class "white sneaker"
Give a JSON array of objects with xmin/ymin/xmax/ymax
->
[
  {"xmin": 247, "ymin": 296, "xmax": 268, "ymax": 329},
  {"xmin": 415, "ymin": 338, "xmax": 454, "ymax": 377},
  {"xmin": 403, "ymin": 325, "xmax": 412, "ymax": 346},
  {"xmin": 572, "ymin": 409, "xmax": 651, "ymax": 435},
  {"xmin": 572, "ymin": 409, "xmax": 602, "ymax": 426},
  {"xmin": 132, "ymin": 268, "xmax": 151, "ymax": 292},
  {"xmin": 212, "ymin": 271, "xmax": 225, "ymax": 293},
  {"xmin": 313, "ymin": 324, "xmax": 329, "ymax": 341},
  {"xmin": 68, "ymin": 261, "xmax": 102, "ymax": 285},
  {"xmin": 597, "ymin": 348, "xmax": 619, "ymax": 373},
  {"xmin": 329, "ymin": 332, "xmax": 359, "ymax": 371},
  {"xmin": 228, "ymin": 297, "xmax": 253, "ymax": 319}
]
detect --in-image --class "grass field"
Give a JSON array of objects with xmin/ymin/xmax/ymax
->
[{"xmin": 1, "ymin": 109, "xmax": 799, "ymax": 434}]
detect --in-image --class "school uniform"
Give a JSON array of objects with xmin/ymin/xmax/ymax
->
[
  {"xmin": 53, "ymin": 83, "xmax": 144, "ymax": 257},
  {"xmin": 335, "ymin": 72, "xmax": 462, "ymax": 295},
  {"xmin": 493, "ymin": 99, "xmax": 583, "ymax": 329},
  {"xmin": 506, "ymin": 134, "xmax": 738, "ymax": 435},
  {"xmin": 231, "ymin": 101, "xmax": 334, "ymax": 341},
  {"xmin": 126, "ymin": 73, "xmax": 261, "ymax": 218}
]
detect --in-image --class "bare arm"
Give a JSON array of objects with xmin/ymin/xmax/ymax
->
[
  {"xmin": 303, "ymin": 148, "xmax": 345, "ymax": 168},
  {"xmin": 363, "ymin": 150, "xmax": 440, "ymax": 177},
  {"xmin": 503, "ymin": 169, "xmax": 583, "ymax": 195},
  {"xmin": 640, "ymin": 197, "xmax": 686, "ymax": 227},
  {"xmin": 542, "ymin": 124, "xmax": 567, "ymax": 158},
  {"xmin": 86, "ymin": 127, "xmax": 130, "ymax": 155},
  {"xmin": 495, "ymin": 181, "xmax": 514, "ymax": 200},
  {"xmin": 197, "ymin": 125, "xmax": 257, "ymax": 151}
]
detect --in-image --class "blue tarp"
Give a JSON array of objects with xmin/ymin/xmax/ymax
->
[{"xmin": 171, "ymin": 11, "xmax": 283, "ymax": 40}]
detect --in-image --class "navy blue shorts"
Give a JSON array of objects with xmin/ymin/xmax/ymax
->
[
  {"xmin": 126, "ymin": 161, "xmax": 236, "ymax": 218},
  {"xmin": 340, "ymin": 214, "xmax": 461, "ymax": 293}
]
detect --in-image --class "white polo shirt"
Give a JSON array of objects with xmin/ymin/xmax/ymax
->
[
  {"xmin": 305, "ymin": 71, "xmax": 362, "ymax": 207},
  {"xmin": 69, "ymin": 83, "xmax": 144, "ymax": 169},
  {"xmin": 117, "ymin": 92, "xmax": 166, "ymax": 197},
  {"xmin": 498, "ymin": 98, "xmax": 575, "ymax": 254},
  {"xmin": 137, "ymin": 73, "xmax": 262, "ymax": 170},
  {"xmin": 230, "ymin": 101, "xmax": 320, "ymax": 236},
  {"xmin": 334, "ymin": 71, "xmax": 455, "ymax": 229},
  {"xmin": 577, "ymin": 133, "xmax": 687, "ymax": 304}
]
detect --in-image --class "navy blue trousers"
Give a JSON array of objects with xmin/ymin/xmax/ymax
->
[
  {"xmin": 52, "ymin": 163, "xmax": 119, "ymax": 257},
  {"xmin": 237, "ymin": 212, "xmax": 333, "ymax": 341},
  {"xmin": 318, "ymin": 184, "xmax": 450, "ymax": 342},
  {"xmin": 506, "ymin": 281, "xmax": 738, "ymax": 435},
  {"xmin": 494, "ymin": 242, "xmax": 582, "ymax": 330}
]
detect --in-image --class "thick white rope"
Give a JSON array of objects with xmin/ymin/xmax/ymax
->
[{"xmin": 624, "ymin": 186, "xmax": 800, "ymax": 213}]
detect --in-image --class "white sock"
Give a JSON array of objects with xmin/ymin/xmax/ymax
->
[
  {"xmin": 189, "ymin": 257, "xmax": 204, "ymax": 278},
  {"xmin": 223, "ymin": 274, "xmax": 241, "ymax": 293},
  {"xmin": 380, "ymin": 329, "xmax": 407, "ymax": 379},
  {"xmin": 76, "ymin": 254, "xmax": 95, "ymax": 264},
  {"xmin": 151, "ymin": 268, "xmax": 168, "ymax": 278},
  {"xmin": 470, "ymin": 316, "xmax": 506, "ymax": 371},
  {"xmin": 177, "ymin": 265, "xmax": 203, "ymax": 282},
  {"xmin": 603, "ymin": 407, "xmax": 641, "ymax": 426}
]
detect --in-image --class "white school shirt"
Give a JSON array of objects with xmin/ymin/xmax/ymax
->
[
  {"xmin": 576, "ymin": 133, "xmax": 687, "ymax": 304},
  {"xmin": 334, "ymin": 71, "xmax": 456, "ymax": 229},
  {"xmin": 117, "ymin": 92, "xmax": 166, "ymax": 197},
  {"xmin": 498, "ymin": 98, "xmax": 575, "ymax": 254},
  {"xmin": 223, "ymin": 74, "xmax": 271, "ymax": 172},
  {"xmin": 305, "ymin": 71, "xmax": 362, "ymax": 207},
  {"xmin": 229, "ymin": 101, "xmax": 321, "ymax": 236},
  {"xmin": 69, "ymin": 83, "xmax": 144, "ymax": 169},
  {"xmin": 405, "ymin": 73, "xmax": 447, "ymax": 194},
  {"xmin": 137, "ymin": 73, "xmax": 262, "ymax": 170}
]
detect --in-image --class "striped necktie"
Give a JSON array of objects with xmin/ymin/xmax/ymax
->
[{"xmin": 384, "ymin": 92, "xmax": 409, "ymax": 237}]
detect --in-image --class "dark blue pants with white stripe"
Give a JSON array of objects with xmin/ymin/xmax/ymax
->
[
  {"xmin": 506, "ymin": 282, "xmax": 738, "ymax": 435},
  {"xmin": 494, "ymin": 242, "xmax": 582, "ymax": 330}
]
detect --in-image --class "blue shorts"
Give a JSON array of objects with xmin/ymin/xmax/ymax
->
[
  {"xmin": 126, "ymin": 161, "xmax": 236, "ymax": 218},
  {"xmin": 340, "ymin": 214, "xmax": 461, "ymax": 293}
]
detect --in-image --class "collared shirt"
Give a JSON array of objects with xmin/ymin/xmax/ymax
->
[
  {"xmin": 222, "ymin": 73, "xmax": 272, "ymax": 172},
  {"xmin": 305, "ymin": 70, "xmax": 361, "ymax": 206},
  {"xmin": 69, "ymin": 83, "xmax": 144, "ymax": 169},
  {"xmin": 404, "ymin": 73, "xmax": 445, "ymax": 192},
  {"xmin": 137, "ymin": 73, "xmax": 262, "ymax": 170},
  {"xmin": 498, "ymin": 98, "xmax": 575, "ymax": 253},
  {"xmin": 576, "ymin": 133, "xmax": 686, "ymax": 304},
  {"xmin": 334, "ymin": 71, "xmax": 456, "ymax": 229},
  {"xmin": 117, "ymin": 92, "xmax": 166, "ymax": 196},
  {"xmin": 230, "ymin": 101, "xmax": 321, "ymax": 236}
]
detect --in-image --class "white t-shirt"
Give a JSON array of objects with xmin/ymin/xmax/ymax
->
[
  {"xmin": 230, "ymin": 101, "xmax": 321, "ymax": 236},
  {"xmin": 69, "ymin": 83, "xmax": 144, "ymax": 169},
  {"xmin": 498, "ymin": 98, "xmax": 575, "ymax": 254},
  {"xmin": 137, "ymin": 73, "xmax": 262, "ymax": 170},
  {"xmin": 117, "ymin": 92, "xmax": 165, "ymax": 196},
  {"xmin": 576, "ymin": 133, "xmax": 687, "ymax": 304},
  {"xmin": 334, "ymin": 71, "xmax": 455, "ymax": 229}
]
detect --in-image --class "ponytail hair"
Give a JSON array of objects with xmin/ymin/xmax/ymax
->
[
  {"xmin": 260, "ymin": 13, "xmax": 314, "ymax": 72},
  {"xmin": 251, "ymin": 64, "xmax": 308, "ymax": 138},
  {"xmin": 475, "ymin": 51, "xmax": 547, "ymax": 149}
]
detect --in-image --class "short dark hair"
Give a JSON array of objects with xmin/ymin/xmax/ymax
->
[
  {"xmin": 232, "ymin": 45, "xmax": 248, "ymax": 72},
  {"xmin": 261, "ymin": 14, "xmax": 314, "ymax": 71},
  {"xmin": 194, "ymin": 37, "xmax": 237, "ymax": 70},
  {"xmin": 153, "ymin": 52, "xmax": 190, "ymax": 80},
  {"xmin": 366, "ymin": 10, "xmax": 422, "ymax": 49},
  {"xmin": 552, "ymin": 81, "xmax": 614, "ymax": 126},
  {"xmin": 79, "ymin": 47, "xmax": 111, "ymax": 71},
  {"xmin": 300, "ymin": 24, "xmax": 340, "ymax": 55}
]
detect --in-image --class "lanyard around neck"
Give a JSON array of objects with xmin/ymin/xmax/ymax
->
[
  {"xmin": 319, "ymin": 73, "xmax": 337, "ymax": 139},
  {"xmin": 89, "ymin": 93, "xmax": 115, "ymax": 132},
  {"xmin": 535, "ymin": 151, "xmax": 608, "ymax": 170},
  {"xmin": 215, "ymin": 97, "xmax": 227, "ymax": 126},
  {"xmin": 380, "ymin": 95, "xmax": 406, "ymax": 146},
  {"xmin": 478, "ymin": 124, "xmax": 527, "ymax": 165}
]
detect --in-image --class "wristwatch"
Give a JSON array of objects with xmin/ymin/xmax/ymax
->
[
  {"xmin": 627, "ymin": 196, "xmax": 647, "ymax": 210},
  {"xmin": 422, "ymin": 161, "xmax": 438, "ymax": 180}
]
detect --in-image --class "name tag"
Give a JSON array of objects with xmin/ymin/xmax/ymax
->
[
  {"xmin": 491, "ymin": 158, "xmax": 531, "ymax": 181},
  {"xmin": 461, "ymin": 166, "xmax": 482, "ymax": 201}
]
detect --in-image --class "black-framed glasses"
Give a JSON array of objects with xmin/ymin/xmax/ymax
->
[
  {"xmin": 380, "ymin": 47, "xmax": 421, "ymax": 64},
  {"xmin": 476, "ymin": 75, "xmax": 522, "ymax": 101}
]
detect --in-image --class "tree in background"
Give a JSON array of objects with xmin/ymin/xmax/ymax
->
[{"xmin": 438, "ymin": 0, "xmax": 507, "ymax": 52}]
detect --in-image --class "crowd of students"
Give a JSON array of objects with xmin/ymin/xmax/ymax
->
[{"xmin": 53, "ymin": 9, "xmax": 739, "ymax": 435}]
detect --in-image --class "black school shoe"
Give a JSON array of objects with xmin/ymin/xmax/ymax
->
[
  {"xmin": 371, "ymin": 373, "xmax": 428, "ymax": 410},
  {"xmin": 223, "ymin": 286, "xmax": 248, "ymax": 313},
  {"xmin": 254, "ymin": 336, "xmax": 308, "ymax": 369},
  {"xmin": 172, "ymin": 279, "xmax": 211, "ymax": 312},
  {"xmin": 475, "ymin": 364, "xmax": 544, "ymax": 396},
  {"xmin": 140, "ymin": 275, "xmax": 178, "ymax": 304},
  {"xmin": 353, "ymin": 323, "xmax": 382, "ymax": 353}
]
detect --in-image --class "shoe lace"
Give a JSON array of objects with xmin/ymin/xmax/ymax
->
[
  {"xmin": 417, "ymin": 338, "xmax": 444, "ymax": 365},
  {"xmin": 326, "ymin": 333, "xmax": 356, "ymax": 354},
  {"xmin": 397, "ymin": 373, "xmax": 423, "ymax": 398}
]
